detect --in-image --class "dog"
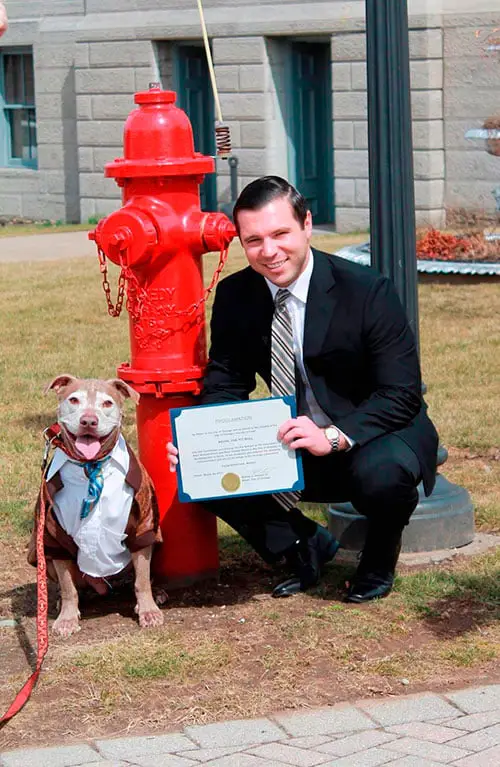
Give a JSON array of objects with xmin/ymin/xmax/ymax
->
[{"xmin": 27, "ymin": 374, "xmax": 164, "ymax": 637}]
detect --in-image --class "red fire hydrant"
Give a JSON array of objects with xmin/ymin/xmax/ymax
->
[{"xmin": 89, "ymin": 86, "xmax": 236, "ymax": 585}]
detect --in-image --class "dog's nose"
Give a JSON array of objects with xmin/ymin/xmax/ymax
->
[{"xmin": 80, "ymin": 413, "xmax": 98, "ymax": 428}]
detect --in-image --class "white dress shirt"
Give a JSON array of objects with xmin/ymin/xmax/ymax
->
[
  {"xmin": 265, "ymin": 250, "xmax": 353, "ymax": 444},
  {"xmin": 47, "ymin": 433, "xmax": 133, "ymax": 577}
]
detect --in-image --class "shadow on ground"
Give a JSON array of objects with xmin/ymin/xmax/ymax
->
[{"xmin": 417, "ymin": 569, "xmax": 500, "ymax": 638}]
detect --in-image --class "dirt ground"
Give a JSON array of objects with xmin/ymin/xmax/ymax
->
[{"xmin": 1, "ymin": 532, "xmax": 499, "ymax": 752}]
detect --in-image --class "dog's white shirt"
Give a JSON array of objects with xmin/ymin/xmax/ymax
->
[{"xmin": 47, "ymin": 433, "xmax": 134, "ymax": 577}]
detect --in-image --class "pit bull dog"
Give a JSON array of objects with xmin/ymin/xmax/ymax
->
[{"xmin": 28, "ymin": 374, "xmax": 164, "ymax": 637}]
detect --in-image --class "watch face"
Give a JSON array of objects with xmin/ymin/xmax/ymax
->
[{"xmin": 326, "ymin": 427, "xmax": 339, "ymax": 440}]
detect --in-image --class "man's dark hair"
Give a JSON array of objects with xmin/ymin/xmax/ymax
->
[{"xmin": 232, "ymin": 176, "xmax": 309, "ymax": 232}]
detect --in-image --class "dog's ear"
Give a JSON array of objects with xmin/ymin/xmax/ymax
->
[
  {"xmin": 106, "ymin": 379, "xmax": 140, "ymax": 405},
  {"xmin": 45, "ymin": 374, "xmax": 78, "ymax": 395}
]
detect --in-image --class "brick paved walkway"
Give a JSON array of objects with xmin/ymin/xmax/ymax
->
[{"xmin": 1, "ymin": 685, "xmax": 499, "ymax": 766}]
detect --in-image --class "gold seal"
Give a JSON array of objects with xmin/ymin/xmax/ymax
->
[{"xmin": 221, "ymin": 472, "xmax": 241, "ymax": 492}]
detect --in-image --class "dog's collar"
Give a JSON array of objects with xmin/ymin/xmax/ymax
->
[{"xmin": 44, "ymin": 423, "xmax": 61, "ymax": 442}]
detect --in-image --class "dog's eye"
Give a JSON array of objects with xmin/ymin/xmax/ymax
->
[
  {"xmin": 68, "ymin": 397, "xmax": 80, "ymax": 406},
  {"xmin": 102, "ymin": 400, "xmax": 114, "ymax": 409}
]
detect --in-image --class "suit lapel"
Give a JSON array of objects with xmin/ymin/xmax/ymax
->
[
  {"xmin": 303, "ymin": 249, "xmax": 337, "ymax": 358},
  {"xmin": 247, "ymin": 267, "xmax": 274, "ymax": 335}
]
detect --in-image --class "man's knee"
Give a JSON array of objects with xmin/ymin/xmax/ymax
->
[{"xmin": 349, "ymin": 438, "xmax": 421, "ymax": 519}]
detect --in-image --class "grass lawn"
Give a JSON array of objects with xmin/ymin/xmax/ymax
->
[{"xmin": 0, "ymin": 234, "xmax": 498, "ymax": 748}]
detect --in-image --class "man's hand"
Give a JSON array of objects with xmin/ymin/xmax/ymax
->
[
  {"xmin": 278, "ymin": 416, "xmax": 348, "ymax": 456},
  {"xmin": 166, "ymin": 441, "xmax": 179, "ymax": 472}
]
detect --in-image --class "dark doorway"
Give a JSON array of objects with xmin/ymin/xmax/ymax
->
[
  {"xmin": 176, "ymin": 45, "xmax": 217, "ymax": 212},
  {"xmin": 290, "ymin": 42, "xmax": 334, "ymax": 224}
]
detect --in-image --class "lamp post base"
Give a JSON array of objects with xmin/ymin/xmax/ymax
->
[{"xmin": 326, "ymin": 474, "xmax": 474, "ymax": 554}]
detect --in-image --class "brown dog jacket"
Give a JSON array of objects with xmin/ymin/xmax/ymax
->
[{"xmin": 28, "ymin": 427, "xmax": 162, "ymax": 568}]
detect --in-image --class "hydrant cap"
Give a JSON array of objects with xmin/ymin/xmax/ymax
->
[
  {"xmin": 105, "ymin": 87, "xmax": 215, "ymax": 178},
  {"xmin": 125, "ymin": 90, "xmax": 194, "ymax": 161},
  {"xmin": 134, "ymin": 89, "xmax": 177, "ymax": 106}
]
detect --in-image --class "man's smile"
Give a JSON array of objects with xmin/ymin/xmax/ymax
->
[{"xmin": 265, "ymin": 259, "xmax": 287, "ymax": 270}]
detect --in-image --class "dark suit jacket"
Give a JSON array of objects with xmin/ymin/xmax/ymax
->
[{"xmin": 202, "ymin": 248, "xmax": 439, "ymax": 496}]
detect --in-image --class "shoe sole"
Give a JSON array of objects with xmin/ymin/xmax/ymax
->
[{"xmin": 345, "ymin": 586, "xmax": 393, "ymax": 604}]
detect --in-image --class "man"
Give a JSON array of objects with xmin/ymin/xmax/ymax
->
[{"xmin": 168, "ymin": 176, "xmax": 438, "ymax": 602}]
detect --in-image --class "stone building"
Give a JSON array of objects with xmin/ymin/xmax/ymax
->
[{"xmin": 0, "ymin": 0, "xmax": 499, "ymax": 230}]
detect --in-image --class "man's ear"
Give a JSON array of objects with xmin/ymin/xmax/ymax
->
[
  {"xmin": 107, "ymin": 379, "xmax": 140, "ymax": 405},
  {"xmin": 45, "ymin": 374, "xmax": 78, "ymax": 395},
  {"xmin": 304, "ymin": 209, "xmax": 313, "ymax": 236}
]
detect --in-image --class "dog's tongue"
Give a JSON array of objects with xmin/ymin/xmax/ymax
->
[{"xmin": 75, "ymin": 436, "xmax": 101, "ymax": 460}]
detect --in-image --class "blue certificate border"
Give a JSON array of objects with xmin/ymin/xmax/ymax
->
[{"xmin": 170, "ymin": 396, "xmax": 304, "ymax": 503}]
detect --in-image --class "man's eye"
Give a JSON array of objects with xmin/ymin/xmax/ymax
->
[
  {"xmin": 68, "ymin": 397, "xmax": 80, "ymax": 406},
  {"xmin": 102, "ymin": 400, "xmax": 114, "ymax": 409}
]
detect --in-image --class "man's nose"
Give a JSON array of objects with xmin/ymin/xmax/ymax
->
[
  {"xmin": 80, "ymin": 412, "xmax": 98, "ymax": 428},
  {"xmin": 261, "ymin": 238, "xmax": 276, "ymax": 258}
]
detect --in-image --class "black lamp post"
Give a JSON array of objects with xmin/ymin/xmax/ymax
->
[{"xmin": 365, "ymin": 0, "xmax": 419, "ymax": 348}]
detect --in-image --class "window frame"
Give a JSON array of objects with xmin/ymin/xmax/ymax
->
[{"xmin": 0, "ymin": 47, "xmax": 37, "ymax": 169}]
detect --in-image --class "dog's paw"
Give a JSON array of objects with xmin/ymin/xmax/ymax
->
[
  {"xmin": 136, "ymin": 603, "xmax": 164, "ymax": 629},
  {"xmin": 52, "ymin": 615, "xmax": 81, "ymax": 638}
]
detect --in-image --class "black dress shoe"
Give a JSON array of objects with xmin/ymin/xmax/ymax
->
[
  {"xmin": 272, "ymin": 526, "xmax": 340, "ymax": 598},
  {"xmin": 345, "ymin": 571, "xmax": 394, "ymax": 603},
  {"xmin": 344, "ymin": 525, "xmax": 403, "ymax": 604}
]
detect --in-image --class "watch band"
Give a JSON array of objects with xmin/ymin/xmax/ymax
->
[{"xmin": 324, "ymin": 427, "xmax": 340, "ymax": 452}]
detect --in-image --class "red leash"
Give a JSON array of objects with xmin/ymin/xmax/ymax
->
[{"xmin": 0, "ymin": 431, "xmax": 56, "ymax": 728}]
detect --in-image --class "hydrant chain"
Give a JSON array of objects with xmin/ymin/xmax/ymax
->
[
  {"xmin": 100, "ymin": 245, "xmax": 230, "ymax": 324},
  {"xmin": 98, "ymin": 246, "xmax": 127, "ymax": 317}
]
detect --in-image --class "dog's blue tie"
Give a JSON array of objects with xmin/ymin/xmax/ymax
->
[{"xmin": 80, "ymin": 458, "xmax": 110, "ymax": 520}]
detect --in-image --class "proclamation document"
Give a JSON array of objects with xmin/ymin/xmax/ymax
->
[{"xmin": 170, "ymin": 397, "xmax": 304, "ymax": 502}]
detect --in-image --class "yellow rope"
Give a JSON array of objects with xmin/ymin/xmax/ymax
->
[{"xmin": 196, "ymin": 0, "xmax": 224, "ymax": 124}]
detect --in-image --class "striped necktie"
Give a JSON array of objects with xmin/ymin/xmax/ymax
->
[{"xmin": 271, "ymin": 288, "xmax": 302, "ymax": 511}]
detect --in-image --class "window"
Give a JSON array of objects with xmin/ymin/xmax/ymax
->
[{"xmin": 0, "ymin": 49, "xmax": 37, "ymax": 168}]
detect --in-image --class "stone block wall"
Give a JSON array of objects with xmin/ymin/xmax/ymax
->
[
  {"xmin": 331, "ymin": 21, "xmax": 446, "ymax": 233},
  {"xmin": 75, "ymin": 39, "xmax": 157, "ymax": 222},
  {"xmin": 2, "ymin": 2, "xmax": 500, "ymax": 227},
  {"xmin": 443, "ymin": 14, "xmax": 500, "ymax": 217},
  {"xmin": 214, "ymin": 35, "xmax": 300, "ymax": 204},
  {"xmin": 6, "ymin": 1, "xmax": 84, "ymax": 19},
  {"xmin": 213, "ymin": 36, "xmax": 272, "ymax": 205},
  {"xmin": 0, "ymin": 8, "xmax": 83, "ymax": 221}
]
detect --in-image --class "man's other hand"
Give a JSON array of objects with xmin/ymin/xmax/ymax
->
[
  {"xmin": 278, "ymin": 416, "xmax": 348, "ymax": 456},
  {"xmin": 166, "ymin": 441, "xmax": 179, "ymax": 472}
]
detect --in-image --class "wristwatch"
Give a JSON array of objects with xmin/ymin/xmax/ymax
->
[{"xmin": 323, "ymin": 425, "xmax": 340, "ymax": 452}]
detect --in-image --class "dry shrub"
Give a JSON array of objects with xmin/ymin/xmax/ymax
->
[{"xmin": 416, "ymin": 228, "xmax": 500, "ymax": 262}]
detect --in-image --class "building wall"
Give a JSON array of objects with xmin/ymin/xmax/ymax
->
[
  {"xmin": 0, "ymin": 3, "xmax": 84, "ymax": 221},
  {"xmin": 75, "ymin": 38, "xmax": 158, "ymax": 221},
  {"xmin": 443, "ymin": 12, "xmax": 500, "ymax": 219},
  {"xmin": 331, "ymin": 21, "xmax": 447, "ymax": 232},
  {"xmin": 1, "ymin": 1, "xmax": 499, "ymax": 227}
]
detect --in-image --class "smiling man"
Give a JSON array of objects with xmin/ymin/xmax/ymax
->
[{"xmin": 169, "ymin": 176, "xmax": 439, "ymax": 602}]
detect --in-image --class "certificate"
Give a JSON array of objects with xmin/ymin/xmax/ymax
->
[{"xmin": 170, "ymin": 397, "xmax": 304, "ymax": 502}]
